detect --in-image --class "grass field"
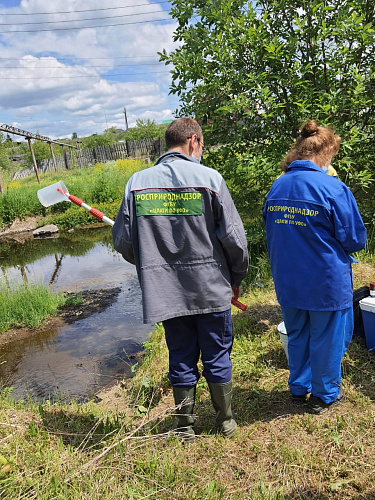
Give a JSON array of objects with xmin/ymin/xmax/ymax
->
[
  {"xmin": 0, "ymin": 262, "xmax": 374, "ymax": 499},
  {"xmin": 0, "ymin": 159, "xmax": 146, "ymax": 229}
]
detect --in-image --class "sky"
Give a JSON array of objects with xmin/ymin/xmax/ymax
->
[{"xmin": 0, "ymin": 0, "xmax": 180, "ymax": 139}]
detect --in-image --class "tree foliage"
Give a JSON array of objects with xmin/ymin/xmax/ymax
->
[
  {"xmin": 26, "ymin": 139, "xmax": 57, "ymax": 164},
  {"xmin": 160, "ymin": 0, "xmax": 375, "ymax": 233},
  {"xmin": 0, "ymin": 133, "xmax": 15, "ymax": 191},
  {"xmin": 81, "ymin": 120, "xmax": 167, "ymax": 148},
  {"xmin": 122, "ymin": 120, "xmax": 167, "ymax": 141},
  {"xmin": 81, "ymin": 132, "xmax": 118, "ymax": 149}
]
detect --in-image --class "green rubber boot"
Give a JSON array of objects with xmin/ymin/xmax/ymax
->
[
  {"xmin": 172, "ymin": 385, "xmax": 196, "ymax": 443},
  {"xmin": 208, "ymin": 380, "xmax": 237, "ymax": 438}
]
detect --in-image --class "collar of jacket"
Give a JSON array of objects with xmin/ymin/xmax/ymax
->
[
  {"xmin": 287, "ymin": 160, "xmax": 324, "ymax": 173},
  {"xmin": 154, "ymin": 150, "xmax": 196, "ymax": 166}
]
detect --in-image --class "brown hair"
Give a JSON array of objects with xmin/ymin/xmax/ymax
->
[
  {"xmin": 165, "ymin": 117, "xmax": 202, "ymax": 149},
  {"xmin": 281, "ymin": 120, "xmax": 341, "ymax": 172}
]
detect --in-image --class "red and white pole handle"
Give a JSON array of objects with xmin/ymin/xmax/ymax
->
[
  {"xmin": 231, "ymin": 297, "xmax": 247, "ymax": 311},
  {"xmin": 57, "ymin": 189, "xmax": 114, "ymax": 226}
]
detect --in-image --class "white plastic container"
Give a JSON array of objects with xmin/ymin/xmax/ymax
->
[
  {"xmin": 37, "ymin": 181, "xmax": 69, "ymax": 207},
  {"xmin": 277, "ymin": 322, "xmax": 289, "ymax": 361},
  {"xmin": 359, "ymin": 296, "xmax": 375, "ymax": 353}
]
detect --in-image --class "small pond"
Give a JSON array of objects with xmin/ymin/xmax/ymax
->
[{"xmin": 0, "ymin": 226, "xmax": 152, "ymax": 402}]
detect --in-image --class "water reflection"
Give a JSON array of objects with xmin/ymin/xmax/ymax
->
[
  {"xmin": 0, "ymin": 227, "xmax": 120, "ymax": 292},
  {"xmin": 0, "ymin": 227, "xmax": 151, "ymax": 402}
]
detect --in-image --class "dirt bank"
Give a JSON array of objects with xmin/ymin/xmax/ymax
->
[
  {"xmin": 0, "ymin": 216, "xmax": 41, "ymax": 244},
  {"xmin": 0, "ymin": 216, "xmax": 41, "ymax": 235}
]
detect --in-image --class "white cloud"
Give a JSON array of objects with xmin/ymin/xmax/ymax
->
[{"xmin": 0, "ymin": 0, "xmax": 180, "ymax": 138}]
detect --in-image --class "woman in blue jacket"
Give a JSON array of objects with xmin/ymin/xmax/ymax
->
[{"xmin": 263, "ymin": 120, "xmax": 367, "ymax": 414}]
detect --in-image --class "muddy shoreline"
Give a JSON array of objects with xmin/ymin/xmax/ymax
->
[
  {"xmin": 0, "ymin": 287, "xmax": 122, "ymax": 347},
  {"xmin": 0, "ymin": 218, "xmax": 121, "ymax": 347},
  {"xmin": 0, "ymin": 216, "xmax": 41, "ymax": 241}
]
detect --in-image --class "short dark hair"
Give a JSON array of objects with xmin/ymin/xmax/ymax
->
[{"xmin": 165, "ymin": 117, "xmax": 202, "ymax": 149}]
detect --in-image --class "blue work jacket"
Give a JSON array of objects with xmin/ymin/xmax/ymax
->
[{"xmin": 263, "ymin": 160, "xmax": 367, "ymax": 311}]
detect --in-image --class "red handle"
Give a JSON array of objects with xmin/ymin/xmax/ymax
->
[
  {"xmin": 54, "ymin": 188, "xmax": 112, "ymax": 224},
  {"xmin": 89, "ymin": 207, "xmax": 105, "ymax": 221},
  {"xmin": 231, "ymin": 298, "xmax": 247, "ymax": 311},
  {"xmin": 67, "ymin": 193, "xmax": 107, "ymax": 222},
  {"xmin": 68, "ymin": 194, "xmax": 83, "ymax": 207}
]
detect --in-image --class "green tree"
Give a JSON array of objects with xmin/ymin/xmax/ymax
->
[
  {"xmin": 81, "ymin": 133, "xmax": 117, "ymax": 149},
  {"xmin": 0, "ymin": 133, "xmax": 13, "ymax": 190},
  {"xmin": 24, "ymin": 133, "xmax": 64, "ymax": 166},
  {"xmin": 123, "ymin": 119, "xmax": 167, "ymax": 141},
  {"xmin": 0, "ymin": 133, "xmax": 12, "ymax": 170},
  {"xmin": 27, "ymin": 140, "xmax": 51, "ymax": 164},
  {"xmin": 160, "ymin": 0, "xmax": 375, "ymax": 234}
]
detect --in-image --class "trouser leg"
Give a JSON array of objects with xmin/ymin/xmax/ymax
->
[
  {"xmin": 197, "ymin": 310, "xmax": 237, "ymax": 436},
  {"xmin": 281, "ymin": 307, "xmax": 312, "ymax": 396},
  {"xmin": 342, "ymin": 307, "xmax": 354, "ymax": 355},
  {"xmin": 163, "ymin": 316, "xmax": 198, "ymax": 441},
  {"xmin": 197, "ymin": 309, "xmax": 233, "ymax": 384},
  {"xmin": 310, "ymin": 308, "xmax": 352, "ymax": 403},
  {"xmin": 163, "ymin": 316, "xmax": 200, "ymax": 386}
]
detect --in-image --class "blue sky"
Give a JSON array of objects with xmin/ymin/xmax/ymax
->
[{"xmin": 0, "ymin": 0, "xmax": 180, "ymax": 139}]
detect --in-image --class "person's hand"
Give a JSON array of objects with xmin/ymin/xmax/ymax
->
[{"xmin": 232, "ymin": 285, "xmax": 241, "ymax": 299}]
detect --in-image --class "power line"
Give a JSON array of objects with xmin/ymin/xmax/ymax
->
[
  {"xmin": 0, "ymin": 2, "xmax": 169, "ymax": 16},
  {"xmin": 0, "ymin": 8, "xmax": 169, "ymax": 26},
  {"xmin": 0, "ymin": 17, "xmax": 171, "ymax": 33},
  {"xmin": 0, "ymin": 62, "xmax": 163, "ymax": 69},
  {"xmin": 0, "ymin": 56, "xmax": 160, "ymax": 61},
  {"xmin": 0, "ymin": 70, "xmax": 171, "ymax": 80}
]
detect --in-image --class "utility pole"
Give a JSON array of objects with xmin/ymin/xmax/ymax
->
[
  {"xmin": 100, "ymin": 106, "xmax": 108, "ymax": 132},
  {"xmin": 123, "ymin": 107, "xmax": 128, "ymax": 130},
  {"xmin": 48, "ymin": 142, "xmax": 58, "ymax": 172},
  {"xmin": 27, "ymin": 137, "xmax": 41, "ymax": 183}
]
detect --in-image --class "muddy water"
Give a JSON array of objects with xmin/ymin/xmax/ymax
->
[{"xmin": 0, "ymin": 227, "xmax": 152, "ymax": 402}]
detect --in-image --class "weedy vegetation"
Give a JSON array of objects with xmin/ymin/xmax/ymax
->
[
  {"xmin": 0, "ymin": 283, "xmax": 66, "ymax": 332},
  {"xmin": 0, "ymin": 263, "xmax": 374, "ymax": 499},
  {"xmin": 0, "ymin": 158, "xmax": 146, "ymax": 229}
]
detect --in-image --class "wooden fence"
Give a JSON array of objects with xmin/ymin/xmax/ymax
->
[{"xmin": 12, "ymin": 138, "xmax": 166, "ymax": 181}]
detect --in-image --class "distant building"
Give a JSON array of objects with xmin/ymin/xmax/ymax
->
[
  {"xmin": 161, "ymin": 120, "xmax": 173, "ymax": 125},
  {"xmin": 10, "ymin": 154, "xmax": 27, "ymax": 163}
]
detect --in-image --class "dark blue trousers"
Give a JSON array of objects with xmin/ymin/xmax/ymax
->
[
  {"xmin": 162, "ymin": 309, "xmax": 233, "ymax": 387},
  {"xmin": 281, "ymin": 307, "xmax": 353, "ymax": 403}
]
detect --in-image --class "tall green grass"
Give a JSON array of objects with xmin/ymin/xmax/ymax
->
[
  {"xmin": 0, "ymin": 283, "xmax": 65, "ymax": 332},
  {"xmin": 0, "ymin": 158, "xmax": 146, "ymax": 229}
]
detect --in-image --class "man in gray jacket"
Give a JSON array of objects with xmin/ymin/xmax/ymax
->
[{"xmin": 112, "ymin": 117, "xmax": 248, "ymax": 441}]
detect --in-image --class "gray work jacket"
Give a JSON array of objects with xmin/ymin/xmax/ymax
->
[{"xmin": 112, "ymin": 151, "xmax": 249, "ymax": 323}]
